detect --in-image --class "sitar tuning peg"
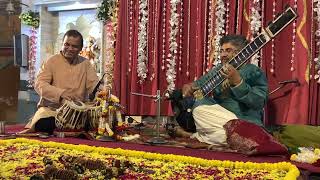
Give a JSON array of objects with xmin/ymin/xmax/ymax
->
[
  {"xmin": 252, "ymin": 33, "xmax": 258, "ymax": 38},
  {"xmin": 284, "ymin": 4, "xmax": 290, "ymax": 9},
  {"xmin": 275, "ymin": 13, "xmax": 282, "ymax": 19}
]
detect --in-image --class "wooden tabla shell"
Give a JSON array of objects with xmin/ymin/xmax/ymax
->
[{"xmin": 55, "ymin": 100, "xmax": 101, "ymax": 131}]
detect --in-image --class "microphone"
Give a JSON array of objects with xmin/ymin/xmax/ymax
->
[{"xmin": 278, "ymin": 79, "xmax": 299, "ymax": 85}]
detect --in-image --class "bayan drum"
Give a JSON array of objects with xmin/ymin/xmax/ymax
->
[{"xmin": 55, "ymin": 100, "xmax": 101, "ymax": 131}]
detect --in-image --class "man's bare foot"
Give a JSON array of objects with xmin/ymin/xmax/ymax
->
[
  {"xmin": 17, "ymin": 128, "xmax": 35, "ymax": 134},
  {"xmin": 175, "ymin": 127, "xmax": 192, "ymax": 138}
]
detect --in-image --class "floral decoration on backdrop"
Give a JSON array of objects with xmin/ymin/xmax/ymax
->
[
  {"xmin": 96, "ymin": 0, "xmax": 118, "ymax": 24},
  {"xmin": 166, "ymin": 0, "xmax": 181, "ymax": 91},
  {"xmin": 313, "ymin": 0, "xmax": 320, "ymax": 83},
  {"xmin": 137, "ymin": 0, "xmax": 149, "ymax": 83},
  {"xmin": 96, "ymin": 0, "xmax": 119, "ymax": 89},
  {"xmin": 212, "ymin": 0, "xmax": 226, "ymax": 65},
  {"xmin": 249, "ymin": 0, "xmax": 262, "ymax": 66},
  {"xmin": 19, "ymin": 10, "xmax": 40, "ymax": 28},
  {"xmin": 0, "ymin": 138, "xmax": 300, "ymax": 179},
  {"xmin": 19, "ymin": 10, "xmax": 39, "ymax": 88}
]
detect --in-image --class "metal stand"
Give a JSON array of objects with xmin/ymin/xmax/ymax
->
[
  {"xmin": 269, "ymin": 79, "xmax": 299, "ymax": 95},
  {"xmin": 131, "ymin": 90, "xmax": 167, "ymax": 144}
]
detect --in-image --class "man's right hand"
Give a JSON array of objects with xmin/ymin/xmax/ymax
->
[
  {"xmin": 182, "ymin": 83, "xmax": 198, "ymax": 97},
  {"xmin": 60, "ymin": 91, "xmax": 78, "ymax": 102}
]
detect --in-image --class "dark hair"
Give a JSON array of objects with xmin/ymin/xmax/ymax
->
[
  {"xmin": 62, "ymin": 29, "xmax": 84, "ymax": 49},
  {"xmin": 219, "ymin": 34, "xmax": 249, "ymax": 50}
]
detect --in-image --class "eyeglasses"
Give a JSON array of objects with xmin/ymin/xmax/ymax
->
[{"xmin": 220, "ymin": 48, "xmax": 238, "ymax": 54}]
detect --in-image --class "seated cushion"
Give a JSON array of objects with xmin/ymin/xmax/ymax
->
[{"xmin": 223, "ymin": 119, "xmax": 288, "ymax": 155}]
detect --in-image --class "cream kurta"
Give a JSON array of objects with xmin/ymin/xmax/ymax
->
[{"xmin": 24, "ymin": 53, "xmax": 99, "ymax": 130}]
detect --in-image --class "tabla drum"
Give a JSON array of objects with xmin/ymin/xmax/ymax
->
[
  {"xmin": 55, "ymin": 100, "xmax": 101, "ymax": 131},
  {"xmin": 86, "ymin": 102, "xmax": 101, "ymax": 130}
]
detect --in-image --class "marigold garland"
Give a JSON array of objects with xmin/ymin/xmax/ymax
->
[
  {"xmin": 0, "ymin": 138, "xmax": 300, "ymax": 179},
  {"xmin": 96, "ymin": 0, "xmax": 118, "ymax": 24},
  {"xmin": 19, "ymin": 10, "xmax": 40, "ymax": 28}
]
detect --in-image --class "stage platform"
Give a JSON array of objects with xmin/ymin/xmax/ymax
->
[{"xmin": 2, "ymin": 124, "xmax": 320, "ymax": 179}]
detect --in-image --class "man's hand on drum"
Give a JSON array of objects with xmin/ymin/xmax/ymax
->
[
  {"xmin": 182, "ymin": 82, "xmax": 199, "ymax": 98},
  {"xmin": 60, "ymin": 91, "xmax": 79, "ymax": 103}
]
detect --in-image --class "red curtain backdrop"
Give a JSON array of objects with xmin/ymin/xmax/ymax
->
[{"xmin": 112, "ymin": 0, "xmax": 320, "ymax": 125}]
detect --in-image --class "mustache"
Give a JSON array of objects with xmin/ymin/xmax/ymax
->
[{"xmin": 221, "ymin": 57, "xmax": 230, "ymax": 61}]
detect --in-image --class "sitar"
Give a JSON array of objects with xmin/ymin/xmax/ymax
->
[{"xmin": 168, "ymin": 6, "xmax": 298, "ymax": 132}]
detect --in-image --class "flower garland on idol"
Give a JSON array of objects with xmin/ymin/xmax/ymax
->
[
  {"xmin": 19, "ymin": 11, "xmax": 40, "ymax": 88},
  {"xmin": 313, "ymin": 0, "xmax": 320, "ymax": 83},
  {"xmin": 249, "ymin": 0, "xmax": 262, "ymax": 66},
  {"xmin": 213, "ymin": 0, "xmax": 226, "ymax": 66},
  {"xmin": 94, "ymin": 90, "xmax": 139, "ymax": 141},
  {"xmin": 166, "ymin": 0, "xmax": 181, "ymax": 91},
  {"xmin": 137, "ymin": 0, "xmax": 149, "ymax": 83}
]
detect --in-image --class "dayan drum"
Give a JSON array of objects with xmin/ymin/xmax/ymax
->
[{"xmin": 55, "ymin": 100, "xmax": 101, "ymax": 131}]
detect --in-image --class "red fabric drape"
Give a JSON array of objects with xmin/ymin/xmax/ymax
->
[
  {"xmin": 113, "ymin": 0, "xmax": 320, "ymax": 125},
  {"xmin": 262, "ymin": 0, "xmax": 313, "ymax": 125},
  {"xmin": 114, "ymin": 0, "xmax": 210, "ymax": 116}
]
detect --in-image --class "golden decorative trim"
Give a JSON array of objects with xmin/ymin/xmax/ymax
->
[
  {"xmin": 296, "ymin": 0, "xmax": 310, "ymax": 83},
  {"xmin": 243, "ymin": 0, "xmax": 250, "ymax": 22}
]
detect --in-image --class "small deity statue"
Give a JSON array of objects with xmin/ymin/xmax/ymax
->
[
  {"xmin": 94, "ymin": 90, "xmax": 140, "ymax": 141},
  {"xmin": 80, "ymin": 36, "xmax": 100, "ymax": 71},
  {"xmin": 95, "ymin": 90, "xmax": 123, "ymax": 137}
]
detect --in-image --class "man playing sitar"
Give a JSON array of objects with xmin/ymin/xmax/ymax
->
[
  {"xmin": 176, "ymin": 34, "xmax": 268, "ymax": 146},
  {"xmin": 169, "ymin": 6, "xmax": 297, "ymax": 147}
]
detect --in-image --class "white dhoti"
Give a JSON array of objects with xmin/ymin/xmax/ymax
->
[
  {"xmin": 20, "ymin": 107, "xmax": 57, "ymax": 133},
  {"xmin": 191, "ymin": 104, "xmax": 237, "ymax": 145}
]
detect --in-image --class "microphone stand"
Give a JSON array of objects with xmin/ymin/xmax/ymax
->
[
  {"xmin": 131, "ymin": 90, "xmax": 167, "ymax": 144},
  {"xmin": 269, "ymin": 79, "xmax": 299, "ymax": 95}
]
